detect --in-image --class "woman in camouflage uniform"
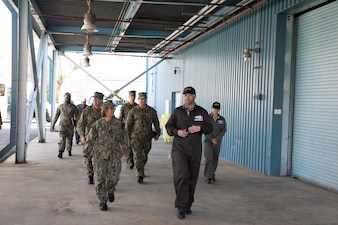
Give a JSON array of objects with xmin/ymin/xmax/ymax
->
[{"xmin": 82, "ymin": 100, "xmax": 124, "ymax": 211}]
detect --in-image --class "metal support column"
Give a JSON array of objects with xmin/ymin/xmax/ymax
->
[
  {"xmin": 16, "ymin": 0, "xmax": 29, "ymax": 163},
  {"xmin": 39, "ymin": 33, "xmax": 48, "ymax": 142},
  {"xmin": 50, "ymin": 51, "xmax": 57, "ymax": 123},
  {"xmin": 26, "ymin": 10, "xmax": 39, "ymax": 144}
]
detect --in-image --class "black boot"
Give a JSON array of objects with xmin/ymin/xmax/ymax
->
[
  {"xmin": 99, "ymin": 202, "xmax": 107, "ymax": 211},
  {"xmin": 129, "ymin": 161, "xmax": 134, "ymax": 169},
  {"xmin": 68, "ymin": 151, "xmax": 72, "ymax": 156},
  {"xmin": 88, "ymin": 175, "xmax": 94, "ymax": 184},
  {"xmin": 177, "ymin": 210, "xmax": 186, "ymax": 219},
  {"xmin": 137, "ymin": 176, "xmax": 143, "ymax": 183},
  {"xmin": 108, "ymin": 193, "xmax": 114, "ymax": 202},
  {"xmin": 57, "ymin": 152, "xmax": 63, "ymax": 158}
]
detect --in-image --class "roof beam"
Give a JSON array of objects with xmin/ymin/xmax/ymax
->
[
  {"xmin": 47, "ymin": 26, "xmax": 179, "ymax": 38},
  {"xmin": 96, "ymin": 0, "xmax": 248, "ymax": 8},
  {"xmin": 107, "ymin": 0, "xmax": 143, "ymax": 52}
]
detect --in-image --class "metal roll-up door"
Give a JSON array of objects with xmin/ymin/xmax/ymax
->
[{"xmin": 292, "ymin": 1, "xmax": 338, "ymax": 191}]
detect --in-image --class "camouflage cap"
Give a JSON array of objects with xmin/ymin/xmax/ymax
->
[
  {"xmin": 93, "ymin": 92, "xmax": 104, "ymax": 100},
  {"xmin": 101, "ymin": 100, "xmax": 116, "ymax": 109},
  {"xmin": 129, "ymin": 90, "xmax": 136, "ymax": 96},
  {"xmin": 138, "ymin": 92, "xmax": 147, "ymax": 99}
]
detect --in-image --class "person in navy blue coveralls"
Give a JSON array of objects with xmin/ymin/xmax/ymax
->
[
  {"xmin": 165, "ymin": 86, "xmax": 213, "ymax": 219},
  {"xmin": 203, "ymin": 102, "xmax": 226, "ymax": 184}
]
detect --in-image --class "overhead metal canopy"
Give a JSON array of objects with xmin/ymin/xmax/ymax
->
[{"xmin": 13, "ymin": 0, "xmax": 264, "ymax": 57}]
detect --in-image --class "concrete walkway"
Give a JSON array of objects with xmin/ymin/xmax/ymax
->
[{"xmin": 0, "ymin": 130, "xmax": 337, "ymax": 225}]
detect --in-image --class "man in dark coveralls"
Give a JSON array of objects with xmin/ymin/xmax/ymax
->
[
  {"xmin": 203, "ymin": 102, "xmax": 226, "ymax": 184},
  {"xmin": 165, "ymin": 86, "xmax": 213, "ymax": 219}
]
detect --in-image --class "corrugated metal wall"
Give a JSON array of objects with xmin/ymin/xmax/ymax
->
[
  {"xmin": 292, "ymin": 1, "xmax": 338, "ymax": 191},
  {"xmin": 149, "ymin": 0, "xmax": 314, "ymax": 175}
]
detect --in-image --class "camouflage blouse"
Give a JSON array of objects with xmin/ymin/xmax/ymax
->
[
  {"xmin": 52, "ymin": 102, "xmax": 79, "ymax": 129},
  {"xmin": 76, "ymin": 105, "xmax": 102, "ymax": 138},
  {"xmin": 83, "ymin": 117, "xmax": 123, "ymax": 159},
  {"xmin": 125, "ymin": 105, "xmax": 161, "ymax": 140},
  {"xmin": 120, "ymin": 102, "xmax": 137, "ymax": 123}
]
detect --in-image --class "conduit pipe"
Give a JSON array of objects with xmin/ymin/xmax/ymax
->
[
  {"xmin": 107, "ymin": 0, "xmax": 142, "ymax": 52},
  {"xmin": 162, "ymin": 0, "xmax": 268, "ymax": 58},
  {"xmin": 147, "ymin": 0, "xmax": 225, "ymax": 54},
  {"xmin": 161, "ymin": 0, "xmax": 256, "ymax": 55}
]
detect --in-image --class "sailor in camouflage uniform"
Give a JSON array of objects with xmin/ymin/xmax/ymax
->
[
  {"xmin": 51, "ymin": 92, "xmax": 79, "ymax": 158},
  {"xmin": 76, "ymin": 92, "xmax": 104, "ymax": 184},
  {"xmin": 82, "ymin": 100, "xmax": 124, "ymax": 211},
  {"xmin": 74, "ymin": 98, "xmax": 88, "ymax": 144},
  {"xmin": 119, "ymin": 90, "xmax": 137, "ymax": 169},
  {"xmin": 125, "ymin": 92, "xmax": 161, "ymax": 183}
]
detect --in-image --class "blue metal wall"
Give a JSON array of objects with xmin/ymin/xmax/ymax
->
[{"xmin": 150, "ymin": 0, "xmax": 315, "ymax": 175}]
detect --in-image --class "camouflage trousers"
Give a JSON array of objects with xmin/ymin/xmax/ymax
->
[
  {"xmin": 58, "ymin": 126, "xmax": 74, "ymax": 152},
  {"xmin": 83, "ymin": 145, "xmax": 94, "ymax": 176},
  {"xmin": 87, "ymin": 157, "xmax": 94, "ymax": 176},
  {"xmin": 130, "ymin": 138, "xmax": 152, "ymax": 177},
  {"xmin": 120, "ymin": 131, "xmax": 134, "ymax": 164},
  {"xmin": 93, "ymin": 157, "xmax": 121, "ymax": 203}
]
